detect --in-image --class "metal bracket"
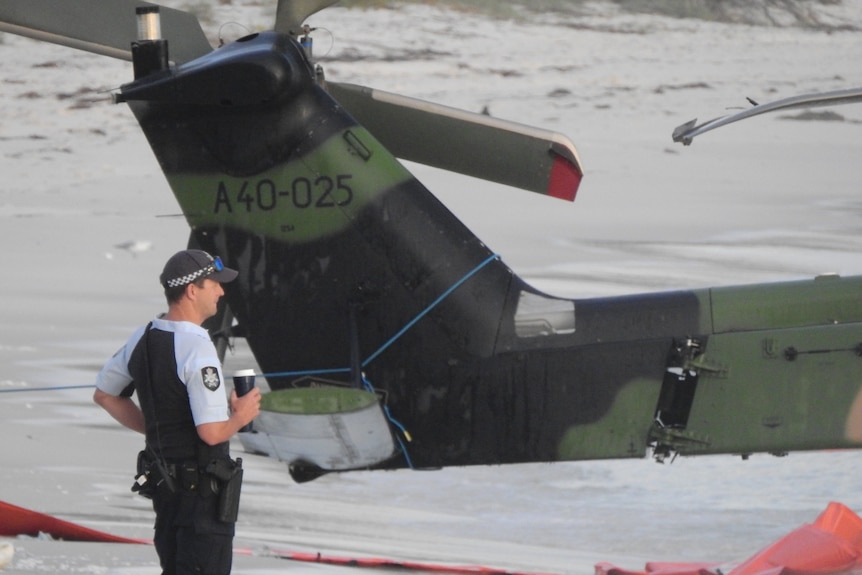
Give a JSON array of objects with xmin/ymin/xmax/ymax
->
[
  {"xmin": 685, "ymin": 354, "xmax": 728, "ymax": 378},
  {"xmin": 650, "ymin": 336, "xmax": 713, "ymax": 463},
  {"xmin": 649, "ymin": 425, "xmax": 711, "ymax": 463}
]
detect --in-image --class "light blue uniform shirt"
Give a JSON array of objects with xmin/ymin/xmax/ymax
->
[{"xmin": 96, "ymin": 318, "xmax": 230, "ymax": 427}]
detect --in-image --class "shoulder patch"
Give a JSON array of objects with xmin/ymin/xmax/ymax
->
[{"xmin": 201, "ymin": 366, "xmax": 221, "ymax": 391}]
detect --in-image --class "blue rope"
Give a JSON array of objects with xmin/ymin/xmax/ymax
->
[
  {"xmin": 263, "ymin": 367, "xmax": 349, "ymax": 379},
  {"xmin": 262, "ymin": 253, "xmax": 501, "ymax": 379},
  {"xmin": 362, "ymin": 375, "xmax": 414, "ymax": 469},
  {"xmin": 260, "ymin": 253, "xmax": 501, "ymax": 468},
  {"xmin": 362, "ymin": 253, "xmax": 501, "ymax": 367},
  {"xmin": 0, "ymin": 384, "xmax": 95, "ymax": 394},
  {"xmin": 3, "ymin": 255, "xmax": 503, "ymax": 395}
]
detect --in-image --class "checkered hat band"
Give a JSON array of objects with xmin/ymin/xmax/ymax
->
[{"xmin": 165, "ymin": 264, "xmax": 214, "ymax": 288}]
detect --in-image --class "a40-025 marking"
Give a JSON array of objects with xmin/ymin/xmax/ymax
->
[{"xmin": 213, "ymin": 175, "xmax": 354, "ymax": 213}]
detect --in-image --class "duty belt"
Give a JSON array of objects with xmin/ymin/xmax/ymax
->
[{"xmin": 163, "ymin": 461, "xmax": 201, "ymax": 491}]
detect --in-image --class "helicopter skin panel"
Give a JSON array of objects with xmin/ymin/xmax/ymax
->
[
  {"xmin": 709, "ymin": 277, "xmax": 862, "ymax": 333},
  {"xmin": 669, "ymin": 276, "xmax": 862, "ymax": 456},
  {"xmin": 683, "ymin": 322, "xmax": 862, "ymax": 455},
  {"xmin": 0, "ymin": 0, "xmax": 211, "ymax": 64},
  {"xmin": 646, "ymin": 275, "xmax": 862, "ymax": 459}
]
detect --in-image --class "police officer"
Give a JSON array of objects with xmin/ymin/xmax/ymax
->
[{"xmin": 94, "ymin": 249, "xmax": 261, "ymax": 575}]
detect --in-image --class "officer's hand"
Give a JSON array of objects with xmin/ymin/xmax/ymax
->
[{"xmin": 230, "ymin": 387, "xmax": 261, "ymax": 426}]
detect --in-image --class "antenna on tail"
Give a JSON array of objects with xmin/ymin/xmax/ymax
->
[{"xmin": 132, "ymin": 6, "xmax": 169, "ymax": 79}]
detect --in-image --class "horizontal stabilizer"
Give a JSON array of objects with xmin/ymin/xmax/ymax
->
[
  {"xmin": 327, "ymin": 82, "xmax": 583, "ymax": 201},
  {"xmin": 0, "ymin": 0, "xmax": 211, "ymax": 64},
  {"xmin": 673, "ymin": 86, "xmax": 862, "ymax": 145}
]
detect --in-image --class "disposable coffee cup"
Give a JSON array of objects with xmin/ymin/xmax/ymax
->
[{"xmin": 232, "ymin": 369, "xmax": 256, "ymax": 432}]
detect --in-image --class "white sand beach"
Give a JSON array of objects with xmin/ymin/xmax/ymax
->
[{"xmin": 2, "ymin": 1, "xmax": 862, "ymax": 573}]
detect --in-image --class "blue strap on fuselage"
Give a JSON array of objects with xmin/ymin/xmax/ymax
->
[
  {"xmin": 262, "ymin": 253, "xmax": 501, "ymax": 379},
  {"xmin": 260, "ymin": 253, "xmax": 502, "ymax": 468}
]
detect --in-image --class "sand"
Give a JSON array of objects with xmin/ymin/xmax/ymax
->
[{"xmin": 2, "ymin": 1, "xmax": 862, "ymax": 573}]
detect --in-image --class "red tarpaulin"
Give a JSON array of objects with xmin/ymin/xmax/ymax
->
[
  {"xmin": 0, "ymin": 500, "xmax": 148, "ymax": 544},
  {"xmin": 597, "ymin": 502, "xmax": 862, "ymax": 575}
]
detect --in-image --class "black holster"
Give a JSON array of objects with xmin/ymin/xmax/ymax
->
[{"xmin": 204, "ymin": 456, "xmax": 243, "ymax": 523}]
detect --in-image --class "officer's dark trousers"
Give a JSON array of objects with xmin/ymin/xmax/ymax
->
[{"xmin": 152, "ymin": 487, "xmax": 235, "ymax": 575}]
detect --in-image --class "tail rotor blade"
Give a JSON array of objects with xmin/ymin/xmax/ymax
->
[
  {"xmin": 0, "ymin": 0, "xmax": 211, "ymax": 63},
  {"xmin": 327, "ymin": 82, "xmax": 584, "ymax": 201}
]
